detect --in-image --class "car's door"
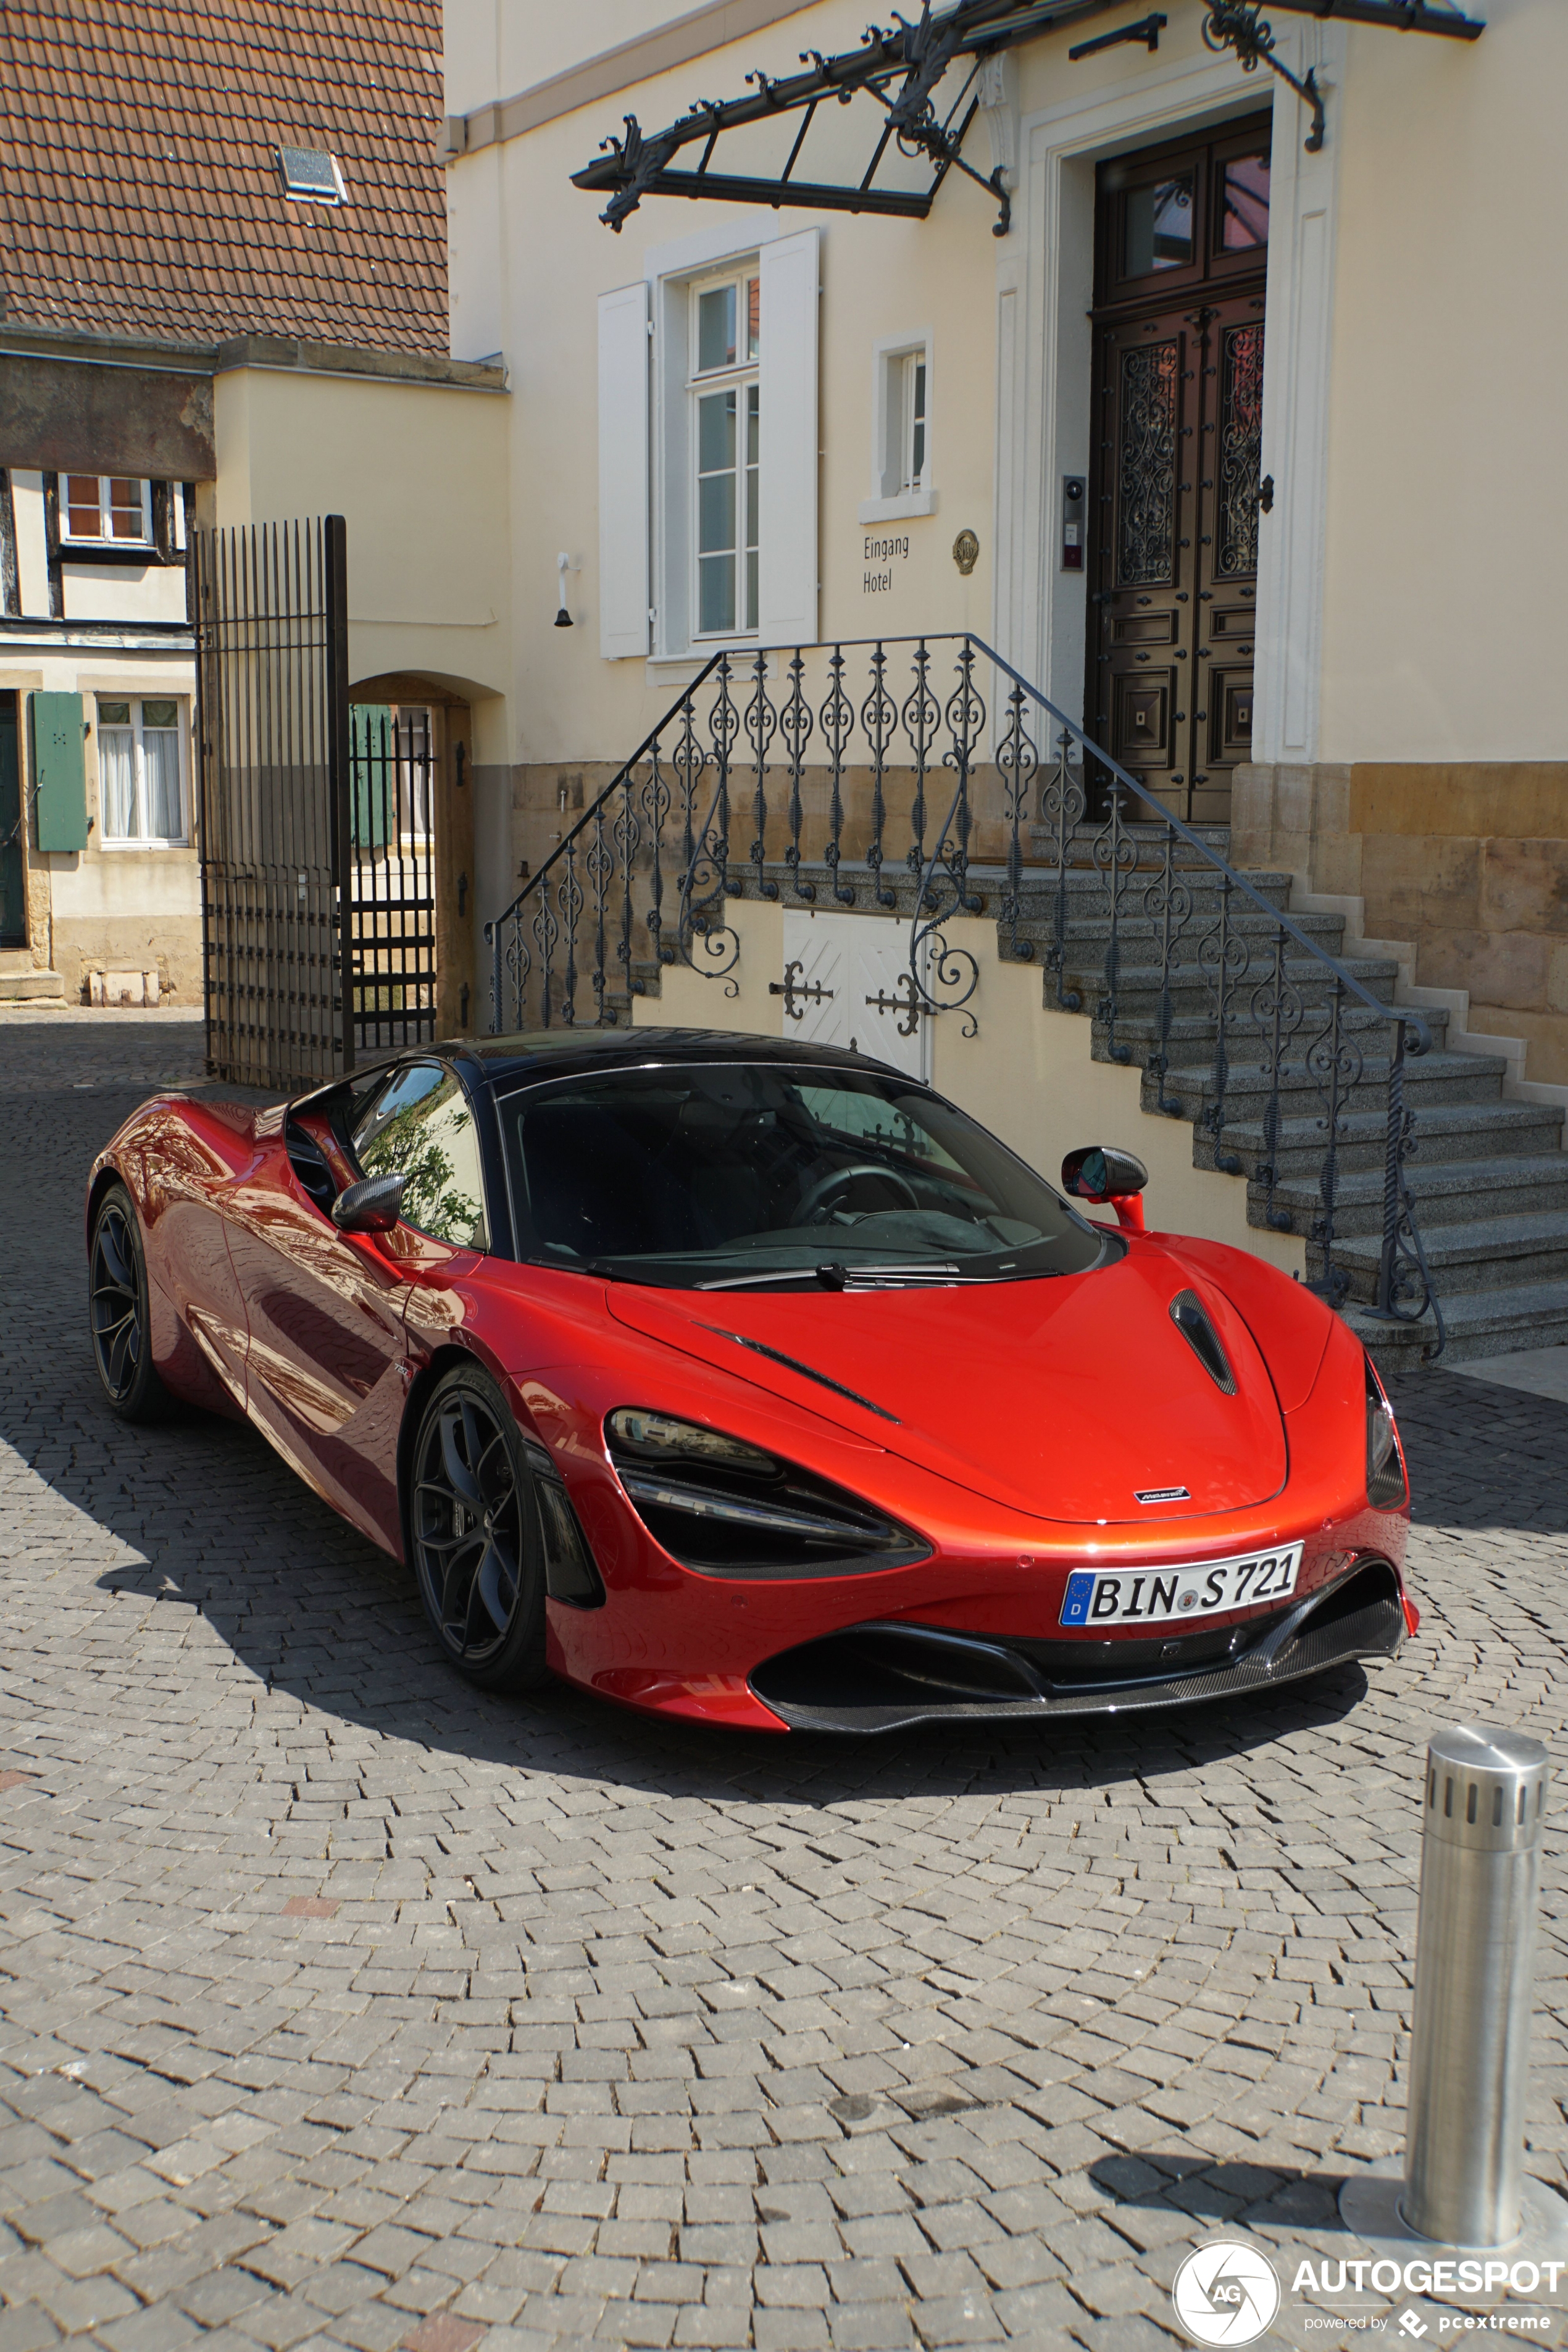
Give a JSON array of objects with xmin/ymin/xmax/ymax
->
[{"xmin": 220, "ymin": 1063, "xmax": 452, "ymax": 1550}]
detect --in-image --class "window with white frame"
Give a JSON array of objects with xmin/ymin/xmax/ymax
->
[
  {"xmin": 96, "ymin": 698, "xmax": 186, "ymax": 845},
  {"xmin": 896, "ymin": 351, "xmax": 927, "ymax": 494},
  {"xmin": 63, "ymin": 477, "xmax": 152, "ymax": 545},
  {"xmin": 861, "ymin": 334, "xmax": 937, "ymax": 523},
  {"xmin": 690, "ymin": 265, "xmax": 760, "ymax": 637}
]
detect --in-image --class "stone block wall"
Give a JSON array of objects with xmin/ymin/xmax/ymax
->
[{"xmin": 1232, "ymin": 763, "xmax": 1568, "ymax": 1086}]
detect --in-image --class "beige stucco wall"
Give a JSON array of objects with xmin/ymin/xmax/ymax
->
[
  {"xmin": 635, "ymin": 896, "xmax": 1306, "ymax": 1274},
  {"xmin": 211, "ymin": 364, "xmax": 514, "ymax": 732},
  {"xmin": 1320, "ymin": 0, "xmax": 1566, "ymax": 767}
]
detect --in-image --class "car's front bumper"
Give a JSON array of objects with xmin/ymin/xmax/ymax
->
[{"xmin": 747, "ymin": 1555, "xmax": 1409, "ymax": 1733}]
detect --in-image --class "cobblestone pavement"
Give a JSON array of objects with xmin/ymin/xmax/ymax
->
[{"xmin": 2, "ymin": 1013, "xmax": 1567, "ymax": 2352}]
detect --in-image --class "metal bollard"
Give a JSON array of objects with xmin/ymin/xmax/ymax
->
[{"xmin": 1403, "ymin": 1723, "xmax": 1551, "ymax": 2246}]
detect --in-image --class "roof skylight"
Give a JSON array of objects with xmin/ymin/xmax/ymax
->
[{"xmin": 276, "ymin": 146, "xmax": 346, "ymax": 204}]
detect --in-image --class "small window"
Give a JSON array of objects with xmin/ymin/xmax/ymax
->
[
  {"xmin": 1124, "ymin": 172, "xmax": 1195, "ymax": 277},
  {"xmin": 352, "ymin": 1062, "xmax": 488, "ymax": 1250},
  {"xmin": 863, "ymin": 336, "xmax": 935, "ymax": 517},
  {"xmin": 96, "ymin": 696, "xmax": 186, "ymax": 846},
  {"xmin": 276, "ymin": 144, "xmax": 346, "ymax": 204},
  {"xmin": 1219, "ymin": 149, "xmax": 1270, "ymax": 252},
  {"xmin": 64, "ymin": 477, "xmax": 151, "ymax": 545}
]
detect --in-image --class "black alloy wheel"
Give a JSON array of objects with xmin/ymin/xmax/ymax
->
[
  {"xmin": 88, "ymin": 1182, "xmax": 170, "ymax": 1422},
  {"xmin": 409, "ymin": 1366, "xmax": 548, "ymax": 1690}
]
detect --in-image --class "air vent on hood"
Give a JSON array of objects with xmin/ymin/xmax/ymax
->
[{"xmin": 1169, "ymin": 1289, "xmax": 1237, "ymax": 1395}]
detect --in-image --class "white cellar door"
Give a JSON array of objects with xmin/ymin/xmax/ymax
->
[{"xmin": 778, "ymin": 911, "xmax": 930, "ymax": 1082}]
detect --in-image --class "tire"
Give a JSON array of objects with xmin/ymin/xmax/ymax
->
[
  {"xmin": 407, "ymin": 1364, "xmax": 548, "ymax": 1691},
  {"xmin": 88, "ymin": 1181, "xmax": 172, "ymax": 1424}
]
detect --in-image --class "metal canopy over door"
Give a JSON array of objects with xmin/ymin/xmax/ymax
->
[
  {"xmin": 1086, "ymin": 115, "xmax": 1270, "ymax": 828},
  {"xmin": 0, "ymin": 694, "xmax": 24, "ymax": 948}
]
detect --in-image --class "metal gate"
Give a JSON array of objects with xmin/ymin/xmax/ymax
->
[
  {"xmin": 193, "ymin": 514, "xmax": 438, "ymax": 1090},
  {"xmin": 346, "ymin": 704, "xmax": 438, "ymax": 1057}
]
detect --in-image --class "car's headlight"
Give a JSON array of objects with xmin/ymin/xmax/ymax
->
[
  {"xmin": 606, "ymin": 1407, "xmax": 929, "ymax": 1580},
  {"xmin": 1366, "ymin": 1356, "xmax": 1407, "ymax": 1509}
]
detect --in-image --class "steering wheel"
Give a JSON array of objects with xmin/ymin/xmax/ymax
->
[{"xmin": 795, "ymin": 1162, "xmax": 920, "ymax": 1226}]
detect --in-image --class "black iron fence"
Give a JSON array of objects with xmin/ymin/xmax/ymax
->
[
  {"xmin": 193, "ymin": 514, "xmax": 440, "ymax": 1088},
  {"xmin": 193, "ymin": 514, "xmax": 350, "ymax": 1090},
  {"xmin": 485, "ymin": 633, "xmax": 1441, "ymax": 1343}
]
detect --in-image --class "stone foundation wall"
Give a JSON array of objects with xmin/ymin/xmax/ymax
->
[{"xmin": 1233, "ymin": 762, "xmax": 1568, "ymax": 1086}]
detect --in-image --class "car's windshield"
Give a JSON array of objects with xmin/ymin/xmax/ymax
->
[{"xmin": 497, "ymin": 1062, "xmax": 1112, "ymax": 1288}]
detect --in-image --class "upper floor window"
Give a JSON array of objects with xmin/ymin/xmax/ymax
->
[
  {"xmin": 64, "ymin": 477, "xmax": 151, "ymax": 546},
  {"xmin": 97, "ymin": 697, "xmax": 185, "ymax": 846},
  {"xmin": 690, "ymin": 266, "xmax": 759, "ymax": 638}
]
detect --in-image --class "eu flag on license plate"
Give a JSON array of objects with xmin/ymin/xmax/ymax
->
[{"xmin": 1061, "ymin": 1572, "xmax": 1096, "ymax": 1627}]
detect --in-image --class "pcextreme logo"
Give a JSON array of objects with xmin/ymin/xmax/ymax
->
[{"xmin": 1172, "ymin": 2243, "xmax": 1284, "ymax": 2346}]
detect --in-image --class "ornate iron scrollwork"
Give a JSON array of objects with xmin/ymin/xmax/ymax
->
[
  {"xmin": 769, "ymin": 959, "xmax": 833, "ymax": 1022},
  {"xmin": 865, "ymin": 974, "xmax": 924, "ymax": 1037},
  {"xmin": 1201, "ymin": 4, "xmax": 1326, "ymax": 153},
  {"xmin": 1217, "ymin": 322, "xmax": 1265, "ymax": 578},
  {"xmin": 1117, "ymin": 341, "xmax": 1178, "ymax": 588}
]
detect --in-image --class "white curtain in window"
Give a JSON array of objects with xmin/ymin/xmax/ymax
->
[
  {"xmin": 143, "ymin": 729, "xmax": 181, "ymax": 839},
  {"xmin": 100, "ymin": 730, "xmax": 136, "ymax": 840}
]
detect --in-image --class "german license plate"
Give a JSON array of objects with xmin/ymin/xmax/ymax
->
[{"xmin": 1058, "ymin": 1543, "xmax": 1303, "ymax": 1628}]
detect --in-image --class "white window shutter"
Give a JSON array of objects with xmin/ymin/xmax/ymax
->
[
  {"xmin": 757, "ymin": 228, "xmax": 819, "ymax": 648},
  {"xmin": 597, "ymin": 281, "xmax": 651, "ymax": 659}
]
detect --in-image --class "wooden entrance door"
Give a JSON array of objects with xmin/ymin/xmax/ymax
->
[{"xmin": 1086, "ymin": 117, "xmax": 1270, "ymax": 827}]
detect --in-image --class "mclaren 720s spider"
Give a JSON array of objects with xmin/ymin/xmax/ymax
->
[{"xmin": 86, "ymin": 1030, "xmax": 1415, "ymax": 1732}]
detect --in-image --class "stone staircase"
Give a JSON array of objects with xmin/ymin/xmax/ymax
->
[{"xmin": 603, "ymin": 829, "xmax": 1567, "ymax": 1370}]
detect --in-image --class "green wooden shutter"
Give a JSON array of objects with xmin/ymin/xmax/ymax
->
[
  {"xmin": 30, "ymin": 693, "xmax": 88, "ymax": 853},
  {"xmin": 351, "ymin": 704, "xmax": 393, "ymax": 851}
]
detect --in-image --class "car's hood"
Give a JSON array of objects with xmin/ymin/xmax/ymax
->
[{"xmin": 607, "ymin": 1247, "xmax": 1287, "ymax": 1524}]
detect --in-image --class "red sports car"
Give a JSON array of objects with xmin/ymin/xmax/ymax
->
[{"xmin": 86, "ymin": 1031, "xmax": 1415, "ymax": 1733}]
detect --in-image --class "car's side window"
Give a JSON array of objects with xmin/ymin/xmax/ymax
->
[{"xmin": 351, "ymin": 1062, "xmax": 489, "ymax": 1251}]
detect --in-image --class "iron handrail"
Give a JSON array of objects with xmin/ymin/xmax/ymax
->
[
  {"xmin": 485, "ymin": 629, "xmax": 1445, "ymax": 1350},
  {"xmin": 485, "ymin": 651, "xmax": 725, "ymax": 943},
  {"xmin": 964, "ymin": 633, "xmax": 1434, "ymax": 1056},
  {"xmin": 491, "ymin": 627, "xmax": 1429, "ymax": 1054}
]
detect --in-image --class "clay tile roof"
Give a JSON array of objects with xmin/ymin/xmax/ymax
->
[{"xmin": 0, "ymin": 0, "xmax": 446, "ymax": 354}]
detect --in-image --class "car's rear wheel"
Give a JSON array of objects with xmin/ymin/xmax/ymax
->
[
  {"xmin": 408, "ymin": 1366, "xmax": 548, "ymax": 1690},
  {"xmin": 88, "ymin": 1182, "xmax": 171, "ymax": 1423}
]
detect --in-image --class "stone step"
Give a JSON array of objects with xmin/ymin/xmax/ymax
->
[
  {"xmin": 1320, "ymin": 1209, "xmax": 1568, "ymax": 1304},
  {"xmin": 0, "ymin": 968, "xmax": 65, "ymax": 1003},
  {"xmin": 1256, "ymin": 1152, "xmax": 1568, "ymax": 1241},
  {"xmin": 1347, "ymin": 1283, "xmax": 1568, "ymax": 1370},
  {"xmin": 1157, "ymin": 1046, "xmax": 1509, "ymax": 1122},
  {"xmin": 1082, "ymin": 972, "xmax": 1406, "ymax": 1038},
  {"xmin": 1097, "ymin": 996, "xmax": 1442, "ymax": 1053},
  {"xmin": 1198, "ymin": 1099, "xmax": 1564, "ymax": 1183}
]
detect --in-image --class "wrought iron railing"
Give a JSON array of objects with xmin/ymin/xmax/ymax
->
[{"xmin": 485, "ymin": 633, "xmax": 1441, "ymax": 1346}]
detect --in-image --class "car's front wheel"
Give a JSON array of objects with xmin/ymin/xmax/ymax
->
[
  {"xmin": 88, "ymin": 1182, "xmax": 171, "ymax": 1423},
  {"xmin": 407, "ymin": 1365, "xmax": 548, "ymax": 1690}
]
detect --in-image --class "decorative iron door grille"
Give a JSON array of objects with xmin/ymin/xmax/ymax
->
[{"xmin": 192, "ymin": 514, "xmax": 352, "ymax": 1091}]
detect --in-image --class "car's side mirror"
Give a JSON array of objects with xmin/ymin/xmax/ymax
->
[
  {"xmin": 332, "ymin": 1172, "xmax": 406, "ymax": 1235},
  {"xmin": 1061, "ymin": 1146, "xmax": 1149, "ymax": 1233}
]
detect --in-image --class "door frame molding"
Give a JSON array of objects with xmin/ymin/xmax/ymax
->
[{"xmin": 991, "ymin": 20, "xmax": 1344, "ymax": 770}]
